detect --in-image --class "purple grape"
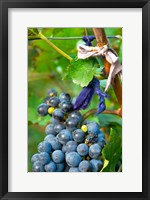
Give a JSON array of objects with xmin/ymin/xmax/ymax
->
[
  {"xmin": 54, "ymin": 123, "xmax": 65, "ymax": 133},
  {"xmin": 89, "ymin": 144, "xmax": 101, "ymax": 159},
  {"xmin": 44, "ymin": 134, "xmax": 55, "ymax": 142},
  {"xmin": 56, "ymin": 163, "xmax": 65, "ymax": 172},
  {"xmin": 45, "ymin": 124, "xmax": 57, "ymax": 136},
  {"xmin": 48, "ymin": 89, "xmax": 57, "ymax": 97},
  {"xmin": 77, "ymin": 143, "xmax": 89, "ymax": 156},
  {"xmin": 37, "ymin": 103, "xmax": 49, "ymax": 116},
  {"xmin": 79, "ymin": 160, "xmax": 90, "ymax": 172},
  {"xmin": 38, "ymin": 141, "xmax": 52, "ymax": 153},
  {"xmin": 66, "ymin": 152, "xmax": 82, "ymax": 167},
  {"xmin": 87, "ymin": 122, "xmax": 100, "ymax": 135},
  {"xmin": 46, "ymin": 137, "xmax": 61, "ymax": 150},
  {"xmin": 66, "ymin": 141, "xmax": 77, "ymax": 153},
  {"xmin": 32, "ymin": 161, "xmax": 45, "ymax": 172},
  {"xmin": 72, "ymin": 129, "xmax": 85, "ymax": 143},
  {"xmin": 52, "ymin": 150, "xmax": 65, "ymax": 164},
  {"xmin": 38, "ymin": 152, "xmax": 50, "ymax": 165},
  {"xmin": 69, "ymin": 167, "xmax": 80, "ymax": 172},
  {"xmin": 59, "ymin": 93, "xmax": 71, "ymax": 102},
  {"xmin": 48, "ymin": 97, "xmax": 60, "ymax": 107},
  {"xmin": 90, "ymin": 159, "xmax": 103, "ymax": 172},
  {"xmin": 66, "ymin": 118, "xmax": 79, "ymax": 131},
  {"xmin": 68, "ymin": 111, "xmax": 82, "ymax": 123},
  {"xmin": 52, "ymin": 109, "xmax": 64, "ymax": 121},
  {"xmin": 31, "ymin": 153, "xmax": 40, "ymax": 163},
  {"xmin": 57, "ymin": 129, "xmax": 73, "ymax": 145},
  {"xmin": 59, "ymin": 101, "xmax": 73, "ymax": 113},
  {"xmin": 45, "ymin": 161, "xmax": 56, "ymax": 172}
]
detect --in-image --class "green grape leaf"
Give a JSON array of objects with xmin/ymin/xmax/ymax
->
[
  {"xmin": 28, "ymin": 107, "xmax": 39, "ymax": 124},
  {"xmin": 65, "ymin": 58, "xmax": 98, "ymax": 87},
  {"xmin": 38, "ymin": 115, "xmax": 50, "ymax": 127},
  {"xmin": 28, "ymin": 95, "xmax": 39, "ymax": 124},
  {"xmin": 97, "ymin": 114, "xmax": 122, "ymax": 128},
  {"xmin": 34, "ymin": 52, "xmax": 56, "ymax": 72},
  {"xmin": 28, "ymin": 94, "xmax": 49, "ymax": 126},
  {"xmin": 102, "ymin": 128, "xmax": 122, "ymax": 172}
]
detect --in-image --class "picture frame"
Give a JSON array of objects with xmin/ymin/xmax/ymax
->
[{"xmin": 0, "ymin": 0, "xmax": 150, "ymax": 199}]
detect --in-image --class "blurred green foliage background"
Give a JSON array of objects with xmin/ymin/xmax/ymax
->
[{"xmin": 28, "ymin": 28, "xmax": 122, "ymax": 172}]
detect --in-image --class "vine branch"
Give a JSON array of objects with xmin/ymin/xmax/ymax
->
[
  {"xmin": 82, "ymin": 108, "xmax": 122, "ymax": 121},
  {"xmin": 38, "ymin": 33, "xmax": 73, "ymax": 61},
  {"xmin": 28, "ymin": 35, "xmax": 122, "ymax": 41},
  {"xmin": 29, "ymin": 29, "xmax": 73, "ymax": 61}
]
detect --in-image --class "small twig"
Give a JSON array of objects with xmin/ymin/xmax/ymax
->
[
  {"xmin": 38, "ymin": 33, "xmax": 73, "ymax": 61},
  {"xmin": 82, "ymin": 109, "xmax": 97, "ymax": 120},
  {"xmin": 104, "ymin": 108, "xmax": 122, "ymax": 117},
  {"xmin": 82, "ymin": 108, "xmax": 122, "ymax": 121}
]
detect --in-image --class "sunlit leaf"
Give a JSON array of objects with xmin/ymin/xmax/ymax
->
[{"xmin": 65, "ymin": 58, "xmax": 98, "ymax": 87}]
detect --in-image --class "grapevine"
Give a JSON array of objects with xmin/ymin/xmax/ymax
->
[{"xmin": 28, "ymin": 27, "xmax": 122, "ymax": 172}]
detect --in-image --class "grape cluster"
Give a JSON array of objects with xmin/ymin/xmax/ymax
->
[{"xmin": 32, "ymin": 89, "xmax": 106, "ymax": 172}]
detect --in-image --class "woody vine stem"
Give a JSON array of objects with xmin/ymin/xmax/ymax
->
[{"xmin": 93, "ymin": 28, "xmax": 122, "ymax": 117}]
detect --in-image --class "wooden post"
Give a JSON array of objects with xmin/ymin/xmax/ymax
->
[{"xmin": 93, "ymin": 28, "xmax": 122, "ymax": 110}]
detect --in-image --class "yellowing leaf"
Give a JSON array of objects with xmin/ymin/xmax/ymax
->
[{"xmin": 100, "ymin": 159, "xmax": 109, "ymax": 171}]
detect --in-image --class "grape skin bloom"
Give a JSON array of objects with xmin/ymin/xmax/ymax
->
[
  {"xmin": 32, "ymin": 89, "xmax": 106, "ymax": 172},
  {"xmin": 66, "ymin": 152, "xmax": 82, "ymax": 167}
]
